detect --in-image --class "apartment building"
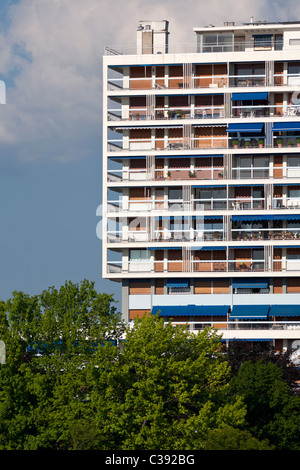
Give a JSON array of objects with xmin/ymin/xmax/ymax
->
[{"xmin": 102, "ymin": 19, "xmax": 300, "ymax": 353}]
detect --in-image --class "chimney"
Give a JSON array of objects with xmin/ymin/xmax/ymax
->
[{"xmin": 137, "ymin": 20, "xmax": 169, "ymax": 54}]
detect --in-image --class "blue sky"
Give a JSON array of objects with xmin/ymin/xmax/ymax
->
[{"xmin": 0, "ymin": 0, "xmax": 299, "ymax": 309}]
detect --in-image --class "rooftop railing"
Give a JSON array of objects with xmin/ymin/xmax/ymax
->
[{"xmin": 104, "ymin": 41, "xmax": 285, "ymax": 56}]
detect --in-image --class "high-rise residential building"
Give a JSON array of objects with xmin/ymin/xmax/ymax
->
[{"xmin": 102, "ymin": 18, "xmax": 300, "ymax": 356}]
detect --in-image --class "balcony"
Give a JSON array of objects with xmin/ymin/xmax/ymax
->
[
  {"xmin": 107, "ymin": 72, "xmax": 300, "ymax": 91},
  {"xmin": 108, "ymin": 103, "xmax": 300, "ymax": 123},
  {"xmin": 107, "ymin": 258, "xmax": 266, "ymax": 274},
  {"xmin": 108, "ymin": 136, "xmax": 228, "ymax": 152},
  {"xmin": 232, "ymin": 228, "xmax": 300, "ymax": 242},
  {"xmin": 107, "ymin": 166, "xmax": 225, "ymax": 183},
  {"xmin": 107, "ymin": 163, "xmax": 300, "ymax": 183},
  {"xmin": 107, "ymin": 229, "xmax": 224, "ymax": 244},
  {"xmin": 106, "ymin": 196, "xmax": 266, "ymax": 214}
]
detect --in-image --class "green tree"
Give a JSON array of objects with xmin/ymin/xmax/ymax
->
[
  {"xmin": 0, "ymin": 280, "xmax": 124, "ymax": 450},
  {"xmin": 93, "ymin": 315, "xmax": 247, "ymax": 450},
  {"xmin": 226, "ymin": 340, "xmax": 300, "ymax": 388},
  {"xmin": 228, "ymin": 359, "xmax": 300, "ymax": 450},
  {"xmin": 203, "ymin": 426, "xmax": 273, "ymax": 450}
]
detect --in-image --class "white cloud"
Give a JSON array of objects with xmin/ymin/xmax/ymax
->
[{"xmin": 0, "ymin": 0, "xmax": 298, "ymax": 163}]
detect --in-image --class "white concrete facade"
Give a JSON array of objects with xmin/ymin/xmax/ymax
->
[{"xmin": 102, "ymin": 19, "xmax": 300, "ymax": 350}]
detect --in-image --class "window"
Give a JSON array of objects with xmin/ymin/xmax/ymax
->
[
  {"xmin": 129, "ymin": 249, "xmax": 150, "ymax": 261},
  {"xmin": 202, "ymin": 33, "xmax": 233, "ymax": 52},
  {"xmin": 288, "ymin": 156, "xmax": 300, "ymax": 167},
  {"xmin": 253, "ymin": 35, "xmax": 273, "ymax": 49},
  {"xmin": 289, "ymin": 39, "xmax": 300, "ymax": 46},
  {"xmin": 168, "ymin": 286, "xmax": 190, "ymax": 294}
]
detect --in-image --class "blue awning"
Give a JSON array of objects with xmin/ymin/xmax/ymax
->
[
  {"xmin": 232, "ymin": 214, "xmax": 300, "ymax": 222},
  {"xmin": 230, "ymin": 305, "xmax": 270, "ymax": 319},
  {"xmin": 152, "ymin": 305, "xmax": 191, "ymax": 316},
  {"xmin": 166, "ymin": 279, "xmax": 189, "ymax": 288},
  {"xmin": 154, "ymin": 155, "xmax": 223, "ymax": 158},
  {"xmin": 272, "ymin": 122, "xmax": 300, "ymax": 132},
  {"xmin": 232, "ymin": 279, "xmax": 268, "ymax": 289},
  {"xmin": 192, "ymin": 185, "xmax": 226, "ymax": 188},
  {"xmin": 227, "ymin": 123, "xmax": 264, "ymax": 133},
  {"xmin": 148, "ymin": 247, "xmax": 178, "ymax": 250},
  {"xmin": 193, "ymin": 305, "xmax": 230, "ymax": 316},
  {"xmin": 231, "ymin": 92, "xmax": 268, "ymax": 101},
  {"xmin": 269, "ymin": 305, "xmax": 300, "ymax": 317},
  {"xmin": 190, "ymin": 246, "xmax": 226, "ymax": 251},
  {"xmin": 151, "ymin": 304, "xmax": 230, "ymax": 317}
]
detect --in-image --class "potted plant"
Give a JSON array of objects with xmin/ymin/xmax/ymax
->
[
  {"xmin": 233, "ymin": 139, "xmax": 239, "ymax": 149},
  {"xmin": 288, "ymin": 140, "xmax": 293, "ymax": 148},
  {"xmin": 258, "ymin": 139, "xmax": 264, "ymax": 148},
  {"xmin": 245, "ymin": 141, "xmax": 250, "ymax": 148},
  {"xmin": 277, "ymin": 138, "xmax": 283, "ymax": 148},
  {"xmin": 135, "ymin": 113, "xmax": 140, "ymax": 120},
  {"xmin": 167, "ymin": 171, "xmax": 171, "ymax": 180},
  {"xmin": 213, "ymin": 231, "xmax": 220, "ymax": 240},
  {"xmin": 167, "ymin": 110, "xmax": 175, "ymax": 119},
  {"xmin": 296, "ymin": 138, "xmax": 300, "ymax": 147},
  {"xmin": 176, "ymin": 109, "xmax": 184, "ymax": 119}
]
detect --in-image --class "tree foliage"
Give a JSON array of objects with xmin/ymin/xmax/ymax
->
[
  {"xmin": 93, "ymin": 315, "xmax": 247, "ymax": 450},
  {"xmin": 0, "ymin": 282, "xmax": 299, "ymax": 450}
]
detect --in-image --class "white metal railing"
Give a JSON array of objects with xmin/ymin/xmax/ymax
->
[
  {"xmin": 106, "ymin": 197, "xmax": 265, "ymax": 213},
  {"xmin": 107, "ymin": 71, "xmax": 300, "ymax": 90},
  {"xmin": 107, "ymin": 259, "xmax": 266, "ymax": 274},
  {"xmin": 107, "ymin": 229, "xmax": 224, "ymax": 243},
  {"xmin": 161, "ymin": 320, "xmax": 300, "ymax": 332},
  {"xmin": 107, "ymin": 166, "xmax": 225, "ymax": 182},
  {"xmin": 107, "ymin": 165, "xmax": 300, "ymax": 183},
  {"xmin": 232, "ymin": 227, "xmax": 300, "ymax": 241},
  {"xmin": 105, "ymin": 41, "xmax": 285, "ymax": 56},
  {"xmin": 232, "ymin": 166, "xmax": 300, "ymax": 180},
  {"xmin": 108, "ymin": 103, "xmax": 300, "ymax": 121},
  {"xmin": 107, "ymin": 258, "xmax": 300, "ymax": 274}
]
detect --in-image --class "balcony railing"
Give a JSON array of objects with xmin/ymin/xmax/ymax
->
[
  {"xmin": 107, "ymin": 71, "xmax": 300, "ymax": 91},
  {"xmin": 159, "ymin": 320, "xmax": 300, "ymax": 332},
  {"xmin": 107, "ymin": 259, "xmax": 300, "ymax": 274},
  {"xmin": 107, "ymin": 227, "xmax": 300, "ymax": 244},
  {"xmin": 107, "ymin": 165, "xmax": 300, "ymax": 183},
  {"xmin": 108, "ymin": 103, "xmax": 300, "ymax": 122},
  {"xmin": 232, "ymin": 228, "xmax": 300, "ymax": 241},
  {"xmin": 108, "ymin": 136, "xmax": 300, "ymax": 152},
  {"xmin": 106, "ymin": 197, "xmax": 265, "ymax": 213},
  {"xmin": 107, "ymin": 166, "xmax": 225, "ymax": 182},
  {"xmin": 107, "ymin": 229, "xmax": 224, "ymax": 243},
  {"xmin": 107, "ymin": 258, "xmax": 266, "ymax": 274},
  {"xmin": 108, "ymin": 136, "xmax": 227, "ymax": 152}
]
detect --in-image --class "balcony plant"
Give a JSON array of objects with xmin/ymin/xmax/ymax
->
[
  {"xmin": 296, "ymin": 138, "xmax": 300, "ymax": 147},
  {"xmin": 258, "ymin": 139, "xmax": 264, "ymax": 148},
  {"xmin": 233, "ymin": 139, "xmax": 239, "ymax": 149},
  {"xmin": 277, "ymin": 138, "xmax": 282, "ymax": 148},
  {"xmin": 245, "ymin": 141, "xmax": 250, "ymax": 148},
  {"xmin": 288, "ymin": 140, "xmax": 293, "ymax": 148},
  {"xmin": 213, "ymin": 231, "xmax": 220, "ymax": 240}
]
